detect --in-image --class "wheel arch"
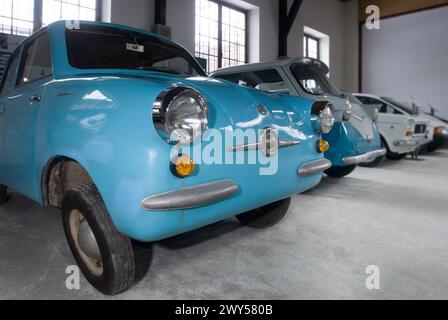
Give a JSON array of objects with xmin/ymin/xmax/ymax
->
[
  {"xmin": 380, "ymin": 134, "xmax": 390, "ymax": 152},
  {"xmin": 41, "ymin": 156, "xmax": 96, "ymax": 208}
]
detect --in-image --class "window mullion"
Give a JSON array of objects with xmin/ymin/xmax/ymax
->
[
  {"xmin": 34, "ymin": 0, "xmax": 43, "ymax": 32},
  {"xmin": 217, "ymin": 3, "xmax": 223, "ymax": 69}
]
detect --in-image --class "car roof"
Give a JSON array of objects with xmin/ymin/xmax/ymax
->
[
  {"xmin": 44, "ymin": 20, "xmax": 172, "ymax": 42},
  {"xmin": 212, "ymin": 57, "xmax": 329, "ymax": 75}
]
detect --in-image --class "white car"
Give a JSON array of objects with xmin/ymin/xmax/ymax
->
[
  {"xmin": 380, "ymin": 98, "xmax": 448, "ymax": 152},
  {"xmin": 354, "ymin": 94, "xmax": 430, "ymax": 160}
]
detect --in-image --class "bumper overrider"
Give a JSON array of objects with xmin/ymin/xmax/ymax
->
[
  {"xmin": 141, "ymin": 158, "xmax": 332, "ymax": 211},
  {"xmin": 342, "ymin": 148, "xmax": 387, "ymax": 166}
]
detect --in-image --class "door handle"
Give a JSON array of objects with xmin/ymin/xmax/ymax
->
[{"xmin": 29, "ymin": 95, "xmax": 41, "ymax": 102}]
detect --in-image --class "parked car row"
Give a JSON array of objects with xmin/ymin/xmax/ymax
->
[{"xmin": 0, "ymin": 21, "xmax": 446, "ymax": 295}]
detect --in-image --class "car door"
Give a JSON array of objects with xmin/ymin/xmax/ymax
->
[{"xmin": 1, "ymin": 32, "xmax": 52, "ymax": 199}]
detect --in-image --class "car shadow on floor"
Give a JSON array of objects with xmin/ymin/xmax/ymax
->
[
  {"xmin": 157, "ymin": 219, "xmax": 243, "ymax": 251},
  {"xmin": 131, "ymin": 220, "xmax": 245, "ymax": 285}
]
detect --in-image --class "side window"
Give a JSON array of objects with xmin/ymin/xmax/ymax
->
[
  {"xmin": 0, "ymin": 53, "xmax": 20, "ymax": 96},
  {"xmin": 361, "ymin": 97, "xmax": 389, "ymax": 114},
  {"xmin": 17, "ymin": 33, "xmax": 52, "ymax": 86},
  {"xmin": 392, "ymin": 108, "xmax": 405, "ymax": 115}
]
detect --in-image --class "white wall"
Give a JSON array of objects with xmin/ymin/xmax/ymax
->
[
  {"xmin": 108, "ymin": 0, "xmax": 359, "ymax": 90},
  {"xmin": 110, "ymin": 0, "xmax": 155, "ymax": 31},
  {"xmin": 287, "ymin": 0, "xmax": 359, "ymax": 90},
  {"xmin": 362, "ymin": 6, "xmax": 448, "ymax": 118}
]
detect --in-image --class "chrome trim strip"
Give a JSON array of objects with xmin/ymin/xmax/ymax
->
[
  {"xmin": 141, "ymin": 180, "xmax": 239, "ymax": 211},
  {"xmin": 351, "ymin": 114, "xmax": 365, "ymax": 122},
  {"xmin": 227, "ymin": 140, "xmax": 300, "ymax": 152},
  {"xmin": 298, "ymin": 158, "xmax": 332, "ymax": 177},
  {"xmin": 342, "ymin": 148, "xmax": 387, "ymax": 165}
]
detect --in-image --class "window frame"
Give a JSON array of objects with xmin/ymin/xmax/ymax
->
[
  {"xmin": 0, "ymin": 0, "xmax": 102, "ymax": 35},
  {"xmin": 0, "ymin": 0, "xmax": 35, "ymax": 36},
  {"xmin": 15, "ymin": 31, "xmax": 53, "ymax": 88},
  {"xmin": 303, "ymin": 33, "xmax": 320, "ymax": 60},
  {"xmin": 195, "ymin": 0, "xmax": 248, "ymax": 72}
]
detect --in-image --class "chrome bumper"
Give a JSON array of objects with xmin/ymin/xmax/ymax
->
[
  {"xmin": 394, "ymin": 139, "xmax": 418, "ymax": 147},
  {"xmin": 298, "ymin": 158, "xmax": 332, "ymax": 177},
  {"xmin": 342, "ymin": 148, "xmax": 387, "ymax": 166},
  {"xmin": 141, "ymin": 180, "xmax": 239, "ymax": 211}
]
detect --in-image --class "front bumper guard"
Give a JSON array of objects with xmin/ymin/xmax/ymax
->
[
  {"xmin": 298, "ymin": 158, "xmax": 332, "ymax": 177},
  {"xmin": 141, "ymin": 180, "xmax": 239, "ymax": 211},
  {"xmin": 342, "ymin": 148, "xmax": 387, "ymax": 166}
]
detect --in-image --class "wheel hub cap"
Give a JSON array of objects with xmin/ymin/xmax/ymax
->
[{"xmin": 77, "ymin": 220, "xmax": 102, "ymax": 261}]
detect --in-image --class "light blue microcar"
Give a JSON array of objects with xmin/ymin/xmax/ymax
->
[{"xmin": 0, "ymin": 21, "xmax": 335, "ymax": 294}]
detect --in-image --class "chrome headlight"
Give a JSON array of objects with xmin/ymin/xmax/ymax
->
[
  {"xmin": 319, "ymin": 105, "xmax": 335, "ymax": 134},
  {"xmin": 153, "ymin": 88, "xmax": 209, "ymax": 144},
  {"xmin": 343, "ymin": 100, "xmax": 353, "ymax": 121},
  {"xmin": 372, "ymin": 107, "xmax": 379, "ymax": 122}
]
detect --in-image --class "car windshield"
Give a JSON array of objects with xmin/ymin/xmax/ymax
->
[
  {"xmin": 66, "ymin": 24, "xmax": 206, "ymax": 77},
  {"xmin": 290, "ymin": 62, "xmax": 340, "ymax": 96},
  {"xmin": 215, "ymin": 69, "xmax": 291, "ymax": 94},
  {"xmin": 382, "ymin": 97, "xmax": 418, "ymax": 115}
]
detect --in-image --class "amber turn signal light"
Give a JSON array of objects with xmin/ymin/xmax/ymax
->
[
  {"xmin": 172, "ymin": 155, "xmax": 196, "ymax": 178},
  {"xmin": 317, "ymin": 140, "xmax": 330, "ymax": 153}
]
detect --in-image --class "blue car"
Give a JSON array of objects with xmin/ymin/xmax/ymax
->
[
  {"xmin": 212, "ymin": 58, "xmax": 386, "ymax": 176},
  {"xmin": 0, "ymin": 21, "xmax": 333, "ymax": 294}
]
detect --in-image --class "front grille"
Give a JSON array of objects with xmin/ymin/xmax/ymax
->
[{"xmin": 414, "ymin": 124, "xmax": 427, "ymax": 134}]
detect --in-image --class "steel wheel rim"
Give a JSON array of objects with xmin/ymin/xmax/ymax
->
[{"xmin": 69, "ymin": 209, "xmax": 104, "ymax": 277}]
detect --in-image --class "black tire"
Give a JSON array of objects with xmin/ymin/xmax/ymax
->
[
  {"xmin": 386, "ymin": 152, "xmax": 408, "ymax": 160},
  {"xmin": 62, "ymin": 184, "xmax": 135, "ymax": 295},
  {"xmin": 0, "ymin": 185, "xmax": 8, "ymax": 204},
  {"xmin": 236, "ymin": 197, "xmax": 291, "ymax": 229},
  {"xmin": 360, "ymin": 140, "xmax": 386, "ymax": 168},
  {"xmin": 325, "ymin": 164, "xmax": 357, "ymax": 178}
]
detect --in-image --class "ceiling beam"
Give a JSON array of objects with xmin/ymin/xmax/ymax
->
[
  {"xmin": 155, "ymin": 0, "xmax": 167, "ymax": 25},
  {"xmin": 279, "ymin": 0, "xmax": 303, "ymax": 58}
]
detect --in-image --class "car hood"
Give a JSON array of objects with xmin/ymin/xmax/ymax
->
[{"xmin": 116, "ymin": 72, "xmax": 316, "ymax": 141}]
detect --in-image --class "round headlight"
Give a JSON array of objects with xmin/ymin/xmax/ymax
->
[
  {"xmin": 319, "ymin": 105, "xmax": 335, "ymax": 134},
  {"xmin": 343, "ymin": 100, "xmax": 353, "ymax": 121},
  {"xmin": 153, "ymin": 88, "xmax": 209, "ymax": 144}
]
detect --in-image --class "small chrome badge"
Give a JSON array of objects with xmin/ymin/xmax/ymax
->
[
  {"xmin": 260, "ymin": 128, "xmax": 279, "ymax": 157},
  {"xmin": 257, "ymin": 105, "xmax": 268, "ymax": 116}
]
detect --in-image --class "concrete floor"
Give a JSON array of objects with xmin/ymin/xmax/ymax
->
[{"xmin": 1, "ymin": 150, "xmax": 447, "ymax": 300}]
